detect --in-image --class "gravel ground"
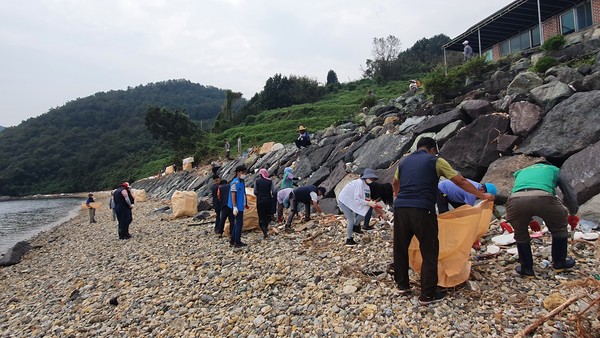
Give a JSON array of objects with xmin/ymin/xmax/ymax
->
[{"xmin": 1, "ymin": 196, "xmax": 598, "ymax": 337}]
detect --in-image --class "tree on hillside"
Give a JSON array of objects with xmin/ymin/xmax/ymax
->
[
  {"xmin": 326, "ymin": 70, "xmax": 339, "ymax": 85},
  {"xmin": 362, "ymin": 35, "xmax": 402, "ymax": 83},
  {"xmin": 145, "ymin": 106, "xmax": 198, "ymax": 156}
]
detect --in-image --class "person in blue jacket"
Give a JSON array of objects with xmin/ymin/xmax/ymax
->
[
  {"xmin": 228, "ymin": 165, "xmax": 249, "ymax": 248},
  {"xmin": 294, "ymin": 125, "xmax": 311, "ymax": 148}
]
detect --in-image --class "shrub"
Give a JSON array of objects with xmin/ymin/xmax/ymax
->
[
  {"xmin": 461, "ymin": 56, "xmax": 492, "ymax": 77},
  {"xmin": 361, "ymin": 95, "xmax": 378, "ymax": 109},
  {"xmin": 533, "ymin": 56, "xmax": 559, "ymax": 73},
  {"xmin": 541, "ymin": 35, "xmax": 566, "ymax": 52}
]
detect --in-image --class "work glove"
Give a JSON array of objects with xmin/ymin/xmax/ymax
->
[
  {"xmin": 245, "ymin": 204, "xmax": 250, "ymax": 210},
  {"xmin": 528, "ymin": 220, "xmax": 541, "ymax": 232},
  {"xmin": 233, "ymin": 207, "xmax": 239, "ymax": 216},
  {"xmin": 366, "ymin": 200, "xmax": 377, "ymax": 208},
  {"xmin": 567, "ymin": 215, "xmax": 579, "ymax": 231},
  {"xmin": 499, "ymin": 221, "xmax": 514, "ymax": 234},
  {"xmin": 130, "ymin": 204, "xmax": 135, "ymax": 209}
]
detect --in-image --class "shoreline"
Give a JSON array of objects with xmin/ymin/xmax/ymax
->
[{"xmin": 1, "ymin": 196, "xmax": 598, "ymax": 336}]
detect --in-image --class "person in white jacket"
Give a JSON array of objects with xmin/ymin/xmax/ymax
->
[{"xmin": 337, "ymin": 168, "xmax": 379, "ymax": 246}]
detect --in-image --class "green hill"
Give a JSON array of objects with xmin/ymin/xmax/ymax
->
[{"xmin": 0, "ymin": 80, "xmax": 227, "ymax": 196}]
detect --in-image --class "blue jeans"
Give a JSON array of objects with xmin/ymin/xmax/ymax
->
[
  {"xmin": 338, "ymin": 201, "xmax": 363, "ymax": 239},
  {"xmin": 231, "ymin": 212, "xmax": 244, "ymax": 244}
]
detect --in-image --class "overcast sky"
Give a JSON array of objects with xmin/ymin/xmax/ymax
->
[{"xmin": 0, "ymin": 0, "xmax": 513, "ymax": 127}]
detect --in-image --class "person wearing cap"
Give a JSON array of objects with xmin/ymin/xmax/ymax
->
[
  {"xmin": 437, "ymin": 179, "xmax": 497, "ymax": 213},
  {"xmin": 114, "ymin": 182, "xmax": 135, "ymax": 240},
  {"xmin": 463, "ymin": 40, "xmax": 473, "ymax": 61},
  {"xmin": 392, "ymin": 137, "xmax": 494, "ymax": 305},
  {"xmin": 506, "ymin": 160, "xmax": 579, "ymax": 278},
  {"xmin": 285, "ymin": 185, "xmax": 326, "ymax": 231},
  {"xmin": 254, "ymin": 168, "xmax": 276, "ymax": 239},
  {"xmin": 85, "ymin": 193, "xmax": 97, "ymax": 224},
  {"xmin": 295, "ymin": 125, "xmax": 311, "ymax": 149},
  {"xmin": 337, "ymin": 168, "xmax": 380, "ymax": 246}
]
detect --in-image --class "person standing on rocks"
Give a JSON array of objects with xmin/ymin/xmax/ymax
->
[
  {"xmin": 463, "ymin": 40, "xmax": 473, "ymax": 61},
  {"xmin": 337, "ymin": 168, "xmax": 380, "ymax": 246},
  {"xmin": 362, "ymin": 181, "xmax": 394, "ymax": 230},
  {"xmin": 211, "ymin": 175, "xmax": 221, "ymax": 234},
  {"xmin": 114, "ymin": 182, "xmax": 135, "ymax": 240},
  {"xmin": 506, "ymin": 160, "xmax": 579, "ymax": 278},
  {"xmin": 254, "ymin": 168, "xmax": 276, "ymax": 239},
  {"xmin": 392, "ymin": 137, "xmax": 494, "ymax": 305},
  {"xmin": 285, "ymin": 185, "xmax": 326, "ymax": 231},
  {"xmin": 228, "ymin": 165, "xmax": 249, "ymax": 247},
  {"xmin": 109, "ymin": 190, "xmax": 117, "ymax": 221},
  {"xmin": 224, "ymin": 140, "xmax": 231, "ymax": 160},
  {"xmin": 215, "ymin": 179, "xmax": 233, "ymax": 237},
  {"xmin": 85, "ymin": 193, "xmax": 97, "ymax": 223}
]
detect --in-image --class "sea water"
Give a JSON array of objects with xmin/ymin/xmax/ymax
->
[{"xmin": 0, "ymin": 198, "xmax": 82, "ymax": 256}]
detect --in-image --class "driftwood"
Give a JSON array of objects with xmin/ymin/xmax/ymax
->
[{"xmin": 514, "ymin": 294, "xmax": 584, "ymax": 338}]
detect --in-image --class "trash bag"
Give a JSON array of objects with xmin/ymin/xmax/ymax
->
[
  {"xmin": 409, "ymin": 200, "xmax": 493, "ymax": 287},
  {"xmin": 171, "ymin": 191, "xmax": 198, "ymax": 218},
  {"xmin": 131, "ymin": 189, "xmax": 147, "ymax": 202}
]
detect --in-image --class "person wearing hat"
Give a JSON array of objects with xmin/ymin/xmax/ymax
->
[
  {"xmin": 285, "ymin": 185, "xmax": 326, "ymax": 231},
  {"xmin": 85, "ymin": 193, "xmax": 97, "ymax": 224},
  {"xmin": 114, "ymin": 182, "xmax": 135, "ymax": 240},
  {"xmin": 463, "ymin": 40, "xmax": 473, "ymax": 61},
  {"xmin": 337, "ymin": 168, "xmax": 380, "ymax": 246},
  {"xmin": 437, "ymin": 179, "xmax": 497, "ymax": 213},
  {"xmin": 295, "ymin": 125, "xmax": 311, "ymax": 149}
]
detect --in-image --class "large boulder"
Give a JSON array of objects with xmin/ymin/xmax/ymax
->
[
  {"xmin": 0, "ymin": 241, "xmax": 32, "ymax": 266},
  {"xmin": 353, "ymin": 133, "xmax": 413, "ymax": 172},
  {"xmin": 440, "ymin": 113, "xmax": 511, "ymax": 180},
  {"xmin": 509, "ymin": 101, "xmax": 543, "ymax": 137},
  {"xmin": 305, "ymin": 165, "xmax": 331, "ymax": 187},
  {"xmin": 545, "ymin": 66, "xmax": 583, "ymax": 85},
  {"xmin": 484, "ymin": 70, "xmax": 513, "ymax": 94},
  {"xmin": 480, "ymin": 155, "xmax": 545, "ymax": 205},
  {"xmin": 398, "ymin": 116, "xmax": 427, "ymax": 134},
  {"xmin": 412, "ymin": 108, "xmax": 467, "ymax": 134},
  {"xmin": 460, "ymin": 99, "xmax": 494, "ymax": 120},
  {"xmin": 581, "ymin": 71, "xmax": 600, "ymax": 91},
  {"xmin": 327, "ymin": 133, "xmax": 371, "ymax": 166},
  {"xmin": 435, "ymin": 120, "xmax": 466, "ymax": 148},
  {"xmin": 319, "ymin": 197, "xmax": 340, "ymax": 215},
  {"xmin": 507, "ymin": 71, "xmax": 543, "ymax": 95},
  {"xmin": 306, "ymin": 144, "xmax": 335, "ymax": 171},
  {"xmin": 560, "ymin": 141, "xmax": 600, "ymax": 204},
  {"xmin": 319, "ymin": 161, "xmax": 347, "ymax": 198},
  {"xmin": 517, "ymin": 91, "xmax": 600, "ymax": 160},
  {"xmin": 529, "ymin": 81, "xmax": 574, "ymax": 112},
  {"xmin": 578, "ymin": 194, "xmax": 600, "ymax": 224}
]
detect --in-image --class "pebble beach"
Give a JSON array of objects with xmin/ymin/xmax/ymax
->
[{"xmin": 1, "ymin": 195, "xmax": 599, "ymax": 337}]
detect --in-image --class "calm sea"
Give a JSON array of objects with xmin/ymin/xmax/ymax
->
[{"xmin": 0, "ymin": 198, "xmax": 82, "ymax": 256}]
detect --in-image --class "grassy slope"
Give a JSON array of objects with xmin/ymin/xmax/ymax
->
[{"xmin": 204, "ymin": 79, "xmax": 412, "ymax": 158}]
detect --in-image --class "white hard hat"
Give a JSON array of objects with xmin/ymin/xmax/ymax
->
[{"xmin": 463, "ymin": 40, "xmax": 469, "ymax": 45}]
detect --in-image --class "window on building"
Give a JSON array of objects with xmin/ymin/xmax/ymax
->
[
  {"xmin": 561, "ymin": 1, "xmax": 593, "ymax": 34},
  {"xmin": 484, "ymin": 49, "xmax": 493, "ymax": 61},
  {"xmin": 531, "ymin": 25, "xmax": 541, "ymax": 47},
  {"xmin": 501, "ymin": 40, "xmax": 510, "ymax": 56},
  {"xmin": 576, "ymin": 2, "xmax": 593, "ymax": 31},
  {"xmin": 510, "ymin": 35, "xmax": 522, "ymax": 52},
  {"xmin": 520, "ymin": 31, "xmax": 531, "ymax": 49},
  {"xmin": 561, "ymin": 10, "xmax": 576, "ymax": 34}
]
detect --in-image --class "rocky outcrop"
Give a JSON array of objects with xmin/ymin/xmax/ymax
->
[
  {"xmin": 132, "ymin": 41, "xmax": 600, "ymax": 213},
  {"xmin": 0, "ymin": 241, "xmax": 32, "ymax": 266}
]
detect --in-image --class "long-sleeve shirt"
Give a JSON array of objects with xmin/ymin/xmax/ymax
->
[{"xmin": 337, "ymin": 178, "xmax": 371, "ymax": 217}]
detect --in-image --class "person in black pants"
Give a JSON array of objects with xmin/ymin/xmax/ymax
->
[
  {"xmin": 114, "ymin": 182, "xmax": 135, "ymax": 240},
  {"xmin": 211, "ymin": 175, "xmax": 221, "ymax": 233},
  {"xmin": 285, "ymin": 185, "xmax": 326, "ymax": 231},
  {"xmin": 253, "ymin": 168, "xmax": 276, "ymax": 239},
  {"xmin": 215, "ymin": 180, "xmax": 233, "ymax": 237},
  {"xmin": 392, "ymin": 137, "xmax": 494, "ymax": 305}
]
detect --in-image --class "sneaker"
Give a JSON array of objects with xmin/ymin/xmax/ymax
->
[
  {"xmin": 353, "ymin": 226, "xmax": 363, "ymax": 234},
  {"xmin": 234, "ymin": 242, "xmax": 247, "ymax": 248},
  {"xmin": 345, "ymin": 238, "xmax": 357, "ymax": 246},
  {"xmin": 515, "ymin": 266, "xmax": 535, "ymax": 278},
  {"xmin": 363, "ymin": 225, "xmax": 375, "ymax": 231},
  {"xmin": 397, "ymin": 286, "xmax": 412, "ymax": 294},
  {"xmin": 418, "ymin": 292, "xmax": 446, "ymax": 305}
]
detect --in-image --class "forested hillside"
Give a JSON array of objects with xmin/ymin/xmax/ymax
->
[{"xmin": 0, "ymin": 80, "xmax": 226, "ymax": 196}]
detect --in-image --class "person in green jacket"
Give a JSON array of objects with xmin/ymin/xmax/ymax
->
[{"xmin": 506, "ymin": 160, "xmax": 579, "ymax": 278}]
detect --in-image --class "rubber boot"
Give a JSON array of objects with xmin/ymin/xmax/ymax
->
[
  {"xmin": 515, "ymin": 242, "xmax": 535, "ymax": 278},
  {"xmin": 552, "ymin": 236, "xmax": 576, "ymax": 273},
  {"xmin": 260, "ymin": 224, "xmax": 269, "ymax": 239}
]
